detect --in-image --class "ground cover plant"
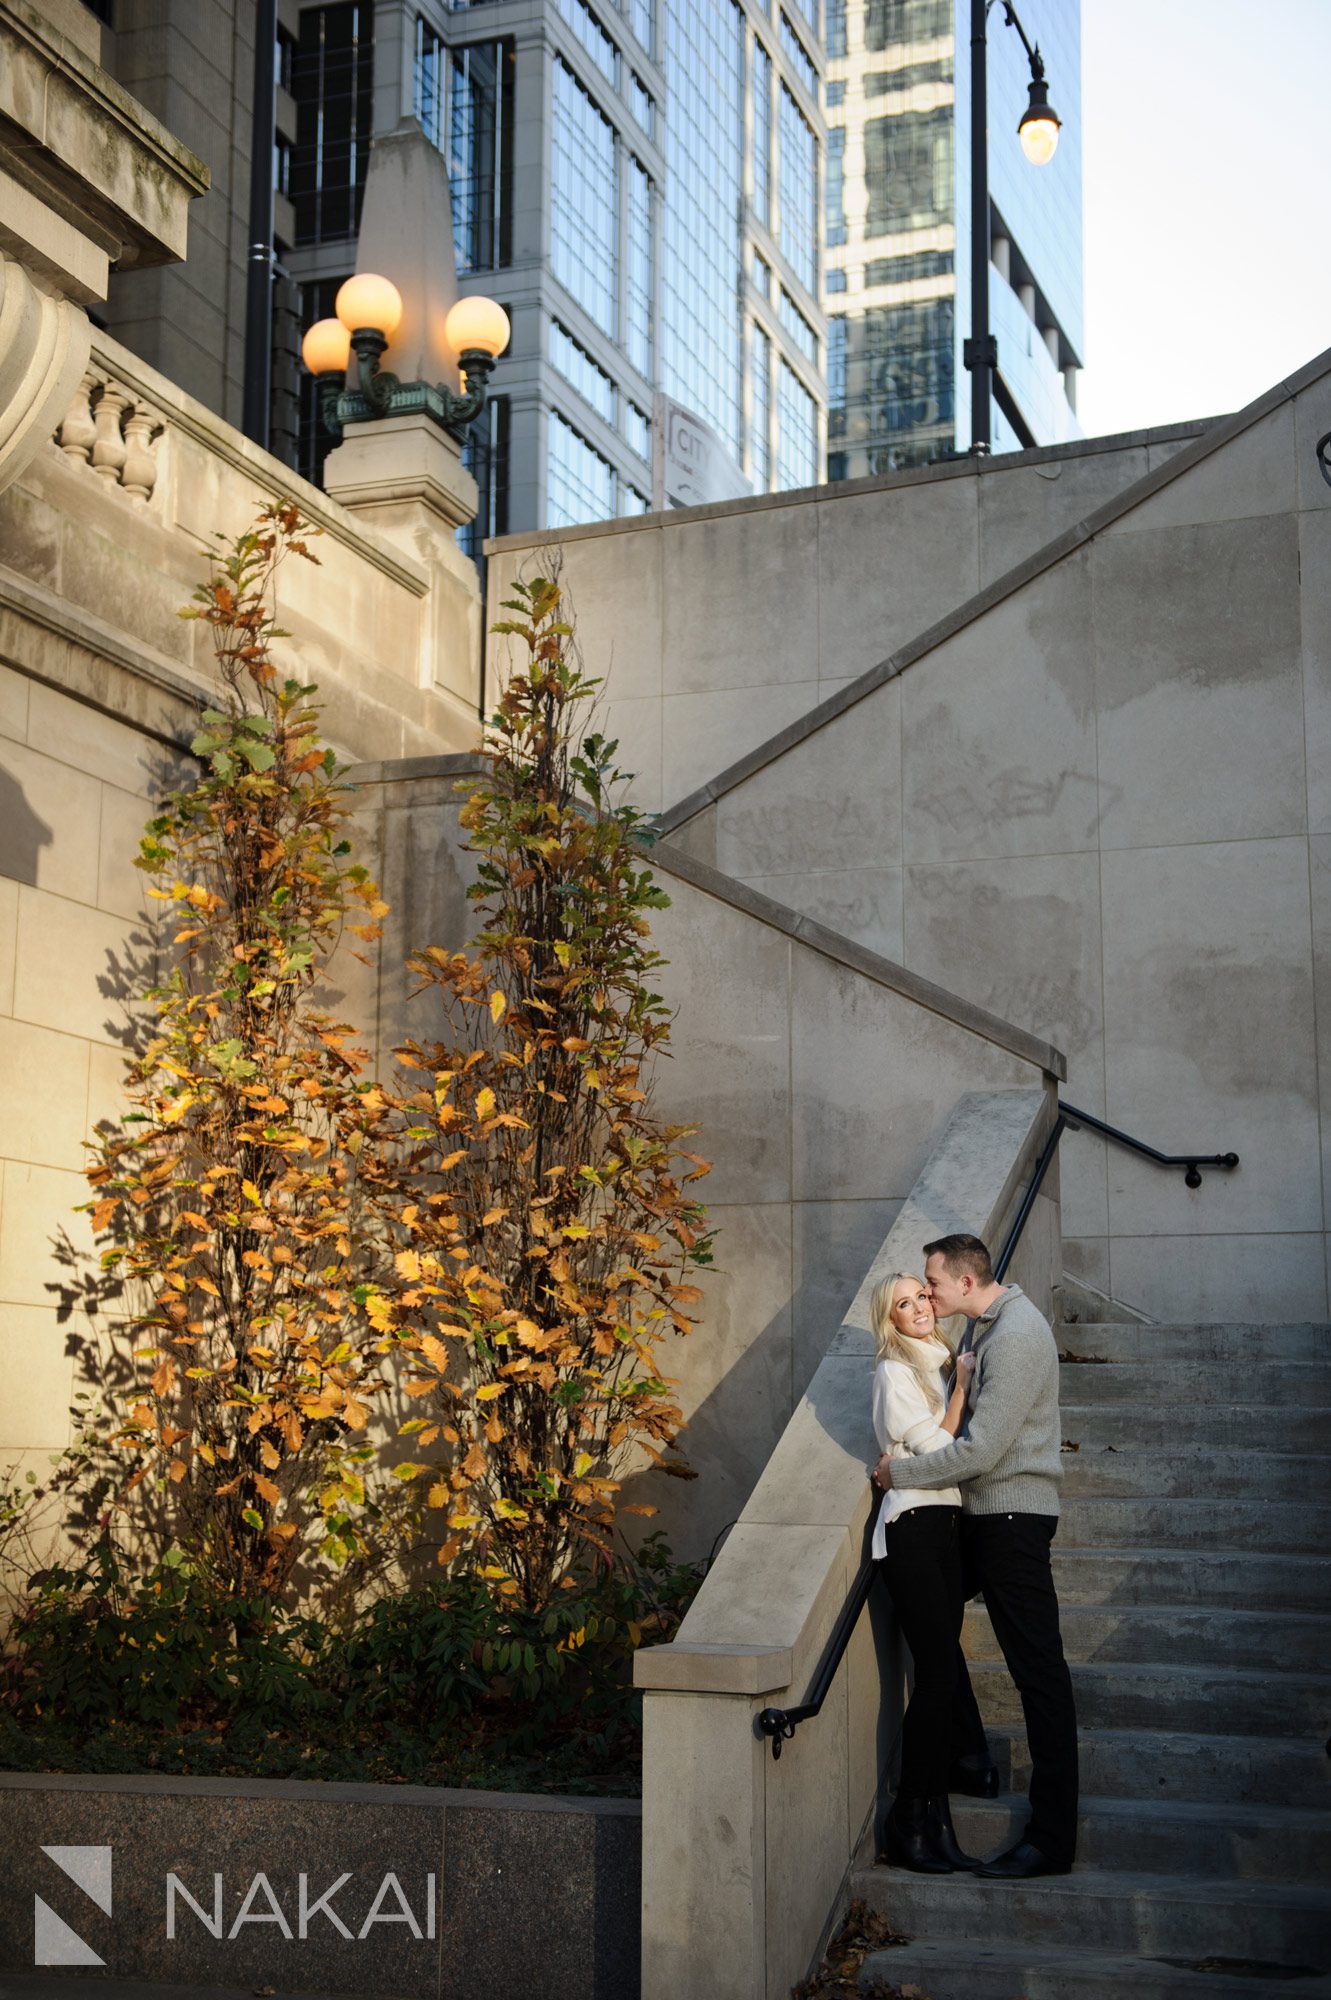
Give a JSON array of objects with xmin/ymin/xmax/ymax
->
[{"xmin": 0, "ymin": 510, "xmax": 709, "ymax": 1792}]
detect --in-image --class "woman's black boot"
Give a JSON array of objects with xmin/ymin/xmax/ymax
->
[
  {"xmin": 879, "ymin": 1795, "xmax": 954, "ymax": 1874},
  {"xmin": 924, "ymin": 1794, "xmax": 979, "ymax": 1871}
]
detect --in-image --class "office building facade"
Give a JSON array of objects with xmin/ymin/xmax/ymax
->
[
  {"xmin": 825, "ymin": 0, "xmax": 1082, "ymax": 477},
  {"xmin": 93, "ymin": 0, "xmax": 828, "ymax": 541},
  {"xmin": 336, "ymin": 0, "xmax": 828, "ymax": 536}
]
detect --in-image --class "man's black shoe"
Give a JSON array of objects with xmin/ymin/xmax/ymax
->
[
  {"xmin": 948, "ymin": 1760, "xmax": 1000, "ymax": 1799},
  {"xmin": 975, "ymin": 1839, "xmax": 1070, "ymax": 1880}
]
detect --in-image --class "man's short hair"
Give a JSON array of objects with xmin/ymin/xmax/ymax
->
[{"xmin": 922, "ymin": 1233, "xmax": 995, "ymax": 1286}]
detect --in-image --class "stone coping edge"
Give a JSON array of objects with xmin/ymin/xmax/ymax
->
[
  {"xmin": 0, "ymin": 1769, "xmax": 640, "ymax": 1815},
  {"xmin": 87, "ymin": 332, "xmax": 431, "ymax": 600},
  {"xmin": 0, "ymin": 559, "xmax": 208, "ymax": 748},
  {"xmin": 481, "ymin": 417, "xmax": 1215, "ymax": 554},
  {"xmin": 655, "ymin": 343, "xmax": 1331, "ymax": 835},
  {"xmin": 342, "ymin": 755, "xmax": 1066, "ymax": 1080},
  {"xmin": 633, "ymin": 1642, "xmax": 794, "ymax": 1696}
]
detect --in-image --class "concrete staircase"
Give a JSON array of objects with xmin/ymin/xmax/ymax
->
[{"xmin": 855, "ymin": 1321, "xmax": 1331, "ymax": 1999}]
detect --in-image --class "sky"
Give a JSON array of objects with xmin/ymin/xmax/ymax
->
[{"xmin": 1077, "ymin": 0, "xmax": 1331, "ymax": 438}]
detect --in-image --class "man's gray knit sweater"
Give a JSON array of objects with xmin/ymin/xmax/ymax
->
[{"xmin": 889, "ymin": 1283, "xmax": 1063, "ymax": 1516}]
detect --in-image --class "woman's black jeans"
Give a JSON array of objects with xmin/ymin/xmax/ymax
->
[{"xmin": 877, "ymin": 1503, "xmax": 967, "ymax": 1801}]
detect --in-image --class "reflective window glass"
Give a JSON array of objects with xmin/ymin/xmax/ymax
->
[
  {"xmin": 550, "ymin": 58, "xmax": 618, "ymax": 337},
  {"xmin": 826, "ymin": 125, "xmax": 846, "ymax": 246},
  {"xmin": 618, "ymin": 483, "xmax": 649, "ymax": 515},
  {"xmin": 630, "ymin": 72, "xmax": 654, "ymax": 135},
  {"xmin": 449, "ymin": 40, "xmax": 514, "ymax": 272},
  {"xmin": 778, "ymin": 85, "xmax": 817, "ymax": 293},
  {"xmin": 556, "ymin": 0, "xmax": 619, "ymax": 86},
  {"xmin": 779, "ymin": 288, "xmax": 817, "ymax": 361},
  {"xmin": 550, "ymin": 321, "xmax": 616, "ymax": 426},
  {"xmin": 547, "ymin": 410, "xmax": 615, "ymax": 526},
  {"xmin": 779, "ymin": 14, "xmax": 817, "ymax": 100},
  {"xmin": 661, "ymin": 0, "xmax": 745, "ymax": 452},
  {"xmin": 628, "ymin": 0, "xmax": 653, "ymax": 56},
  {"xmin": 626, "ymin": 156, "xmax": 654, "ymax": 377},
  {"xmin": 291, "ymin": 3, "xmax": 374, "ymax": 245},
  {"xmin": 775, "ymin": 358, "xmax": 817, "ymax": 488},
  {"xmin": 751, "ymin": 40, "xmax": 772, "ymax": 228},
  {"xmin": 750, "ymin": 321, "xmax": 771, "ymax": 491},
  {"xmin": 624, "ymin": 401, "xmax": 652, "ymax": 463},
  {"xmin": 414, "ymin": 17, "xmax": 446, "ymax": 150}
]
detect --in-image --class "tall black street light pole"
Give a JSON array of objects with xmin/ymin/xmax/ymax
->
[
  {"xmin": 963, "ymin": 0, "xmax": 1063, "ymax": 455},
  {"xmin": 243, "ymin": 0, "xmax": 278, "ymax": 449}
]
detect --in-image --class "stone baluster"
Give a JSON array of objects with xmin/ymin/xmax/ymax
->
[
  {"xmin": 120, "ymin": 404, "xmax": 161, "ymax": 501},
  {"xmin": 89, "ymin": 383, "xmax": 128, "ymax": 483},
  {"xmin": 56, "ymin": 372, "xmax": 99, "ymax": 462}
]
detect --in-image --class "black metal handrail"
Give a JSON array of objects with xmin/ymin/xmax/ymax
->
[{"xmin": 756, "ymin": 1101, "xmax": 1239, "ymax": 1759}]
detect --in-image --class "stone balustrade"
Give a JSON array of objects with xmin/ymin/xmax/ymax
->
[{"xmin": 56, "ymin": 368, "xmax": 164, "ymax": 502}]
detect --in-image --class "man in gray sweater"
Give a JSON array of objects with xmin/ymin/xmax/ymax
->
[{"xmin": 875, "ymin": 1232, "xmax": 1078, "ymax": 1878}]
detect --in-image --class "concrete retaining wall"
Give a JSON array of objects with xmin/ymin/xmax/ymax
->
[{"xmin": 0, "ymin": 1772, "xmax": 640, "ymax": 1998}]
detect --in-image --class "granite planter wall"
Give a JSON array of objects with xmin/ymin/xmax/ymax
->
[{"xmin": 0, "ymin": 1772, "xmax": 640, "ymax": 1999}]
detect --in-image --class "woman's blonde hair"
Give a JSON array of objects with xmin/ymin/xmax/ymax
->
[{"xmin": 870, "ymin": 1272, "xmax": 955, "ymax": 1415}]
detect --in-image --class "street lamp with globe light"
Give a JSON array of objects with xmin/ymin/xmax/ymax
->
[{"xmin": 965, "ymin": 0, "xmax": 1064, "ymax": 454}]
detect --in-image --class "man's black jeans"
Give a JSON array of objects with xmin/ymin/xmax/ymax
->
[
  {"xmin": 878, "ymin": 1505, "xmax": 968, "ymax": 1800},
  {"xmin": 951, "ymin": 1511, "xmax": 1079, "ymax": 1865}
]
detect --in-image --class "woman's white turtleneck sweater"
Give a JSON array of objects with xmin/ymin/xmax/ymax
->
[{"xmin": 871, "ymin": 1336, "xmax": 962, "ymax": 1559}]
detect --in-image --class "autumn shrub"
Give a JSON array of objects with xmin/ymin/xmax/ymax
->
[
  {"xmin": 81, "ymin": 503, "xmax": 397, "ymax": 1605},
  {"xmin": 360, "ymin": 573, "xmax": 714, "ymax": 1611}
]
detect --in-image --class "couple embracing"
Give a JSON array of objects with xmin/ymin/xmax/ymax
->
[{"xmin": 869, "ymin": 1233, "xmax": 1078, "ymax": 1881}]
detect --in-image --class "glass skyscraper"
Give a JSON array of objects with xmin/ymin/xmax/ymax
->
[
  {"xmin": 287, "ymin": 0, "xmax": 828, "ymax": 540},
  {"xmin": 824, "ymin": 0, "xmax": 1082, "ymax": 478}
]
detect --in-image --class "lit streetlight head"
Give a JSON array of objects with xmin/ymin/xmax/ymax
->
[
  {"xmin": 444, "ymin": 295, "xmax": 511, "ymax": 359},
  {"xmin": 1018, "ymin": 74, "xmax": 1061, "ymax": 166},
  {"xmin": 301, "ymin": 317, "xmax": 351, "ymax": 376},
  {"xmin": 335, "ymin": 272, "xmax": 404, "ymax": 338}
]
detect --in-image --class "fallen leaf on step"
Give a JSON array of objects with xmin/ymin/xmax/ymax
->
[{"xmin": 1061, "ymin": 1439, "xmax": 1081, "ymax": 1452}]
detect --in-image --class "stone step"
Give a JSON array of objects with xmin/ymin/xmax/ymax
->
[
  {"xmin": 949, "ymin": 1792, "xmax": 1331, "ymax": 1883},
  {"xmin": 1058, "ymin": 1446, "xmax": 1323, "ymax": 1498},
  {"xmin": 991, "ymin": 1724, "xmax": 1331, "ymax": 1809},
  {"xmin": 849, "ymin": 1864, "xmax": 1331, "ymax": 1966},
  {"xmin": 968, "ymin": 1658, "xmax": 1328, "ymax": 1737},
  {"xmin": 1057, "ymin": 1496, "xmax": 1329, "ymax": 1554},
  {"xmin": 1056, "ymin": 1401, "xmax": 1331, "ymax": 1450},
  {"xmin": 1054, "ymin": 1359, "xmax": 1322, "ymax": 1403},
  {"xmin": 1049, "ymin": 1546, "xmax": 1331, "ymax": 1610},
  {"xmin": 857, "ymin": 1937, "xmax": 1331, "ymax": 2000},
  {"xmin": 1060, "ymin": 1322, "xmax": 1330, "ymax": 1362},
  {"xmin": 962, "ymin": 1601, "xmax": 1331, "ymax": 1673}
]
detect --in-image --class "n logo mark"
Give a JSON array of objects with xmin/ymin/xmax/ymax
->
[{"xmin": 35, "ymin": 1844, "xmax": 113, "ymax": 1965}]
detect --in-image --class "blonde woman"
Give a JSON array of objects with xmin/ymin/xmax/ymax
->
[{"xmin": 870, "ymin": 1272, "xmax": 979, "ymax": 1874}]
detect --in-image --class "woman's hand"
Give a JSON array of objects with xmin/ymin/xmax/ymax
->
[
  {"xmin": 955, "ymin": 1350, "xmax": 977, "ymax": 1384},
  {"xmin": 871, "ymin": 1451, "xmax": 894, "ymax": 1489}
]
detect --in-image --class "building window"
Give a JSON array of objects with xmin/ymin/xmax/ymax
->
[
  {"xmin": 450, "ymin": 40, "xmax": 514, "ymax": 272},
  {"xmin": 778, "ymin": 84, "xmax": 817, "ymax": 293},
  {"xmin": 548, "ymin": 410, "xmax": 615, "ymax": 527},
  {"xmin": 826, "ymin": 126, "xmax": 846, "ymax": 247},
  {"xmin": 630, "ymin": 72, "xmax": 654, "ymax": 136},
  {"xmin": 550, "ymin": 320, "xmax": 616, "ymax": 426},
  {"xmin": 778, "ymin": 13, "xmax": 817, "ymax": 100},
  {"xmin": 618, "ymin": 483, "xmax": 649, "ymax": 515},
  {"xmin": 414, "ymin": 17, "xmax": 446, "ymax": 150},
  {"xmin": 778, "ymin": 288, "xmax": 817, "ymax": 362},
  {"xmin": 775, "ymin": 357, "xmax": 816, "ymax": 489},
  {"xmin": 624, "ymin": 401, "xmax": 652, "ymax": 464},
  {"xmin": 551, "ymin": 59, "xmax": 618, "ymax": 337},
  {"xmin": 274, "ymin": 136, "xmax": 293, "ymax": 199},
  {"xmin": 864, "ymin": 106, "xmax": 953, "ymax": 237},
  {"xmin": 751, "ymin": 40, "xmax": 772, "ymax": 228},
  {"xmin": 556, "ymin": 0, "xmax": 619, "ymax": 85},
  {"xmin": 296, "ymin": 274, "xmax": 347, "ymax": 484},
  {"xmin": 276, "ymin": 23, "xmax": 296, "ymax": 93},
  {"xmin": 626, "ymin": 155, "xmax": 653, "ymax": 378},
  {"xmin": 750, "ymin": 322, "xmax": 771, "ymax": 491},
  {"xmin": 661, "ymin": 0, "xmax": 744, "ymax": 453},
  {"xmin": 628, "ymin": 0, "xmax": 653, "ymax": 56},
  {"xmin": 786, "ymin": 0, "xmax": 818, "ymax": 32},
  {"xmin": 291, "ymin": 3, "xmax": 375, "ymax": 246}
]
